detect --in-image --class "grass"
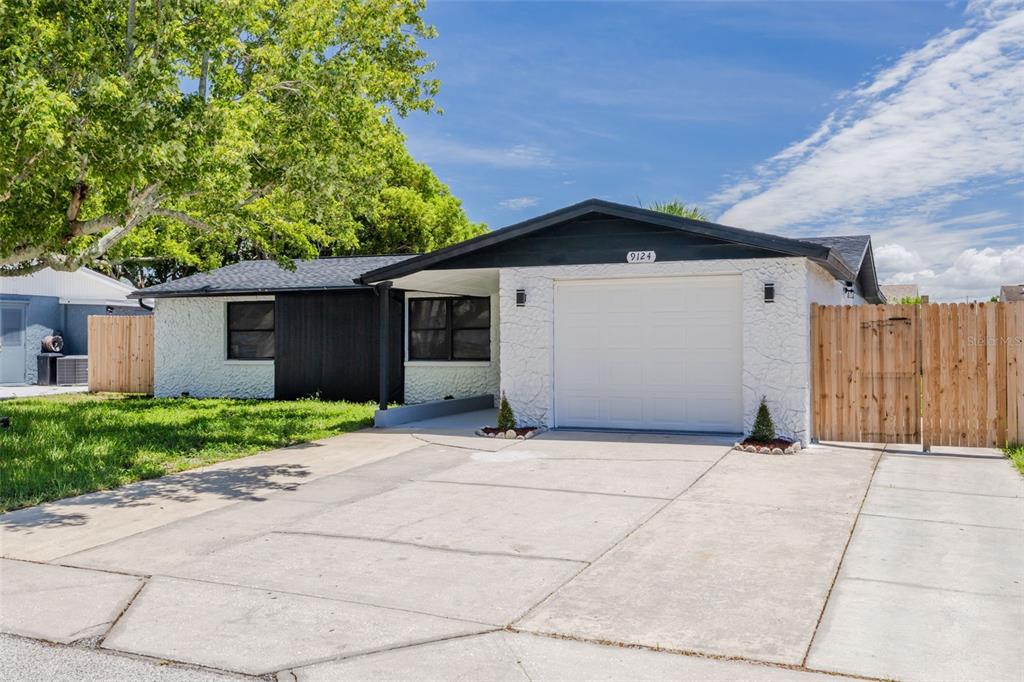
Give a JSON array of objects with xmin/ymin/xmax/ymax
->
[
  {"xmin": 0, "ymin": 393, "xmax": 376, "ymax": 512},
  {"xmin": 1004, "ymin": 442, "xmax": 1024, "ymax": 476}
]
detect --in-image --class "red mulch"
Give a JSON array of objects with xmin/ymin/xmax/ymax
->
[
  {"xmin": 740, "ymin": 437, "xmax": 796, "ymax": 449},
  {"xmin": 481, "ymin": 426, "xmax": 537, "ymax": 437}
]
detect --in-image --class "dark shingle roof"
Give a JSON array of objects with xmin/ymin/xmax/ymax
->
[
  {"xmin": 132, "ymin": 255, "xmax": 416, "ymax": 298},
  {"xmin": 800, "ymin": 235, "xmax": 871, "ymax": 273}
]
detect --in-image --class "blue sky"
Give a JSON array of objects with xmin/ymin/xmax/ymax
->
[{"xmin": 398, "ymin": 0, "xmax": 1023, "ymax": 300}]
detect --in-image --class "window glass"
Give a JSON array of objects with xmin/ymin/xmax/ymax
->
[
  {"xmin": 452, "ymin": 298, "xmax": 490, "ymax": 328},
  {"xmin": 408, "ymin": 297, "xmax": 490, "ymax": 361},
  {"xmin": 409, "ymin": 299, "xmax": 447, "ymax": 329},
  {"xmin": 410, "ymin": 330, "xmax": 449, "ymax": 360},
  {"xmin": 228, "ymin": 302, "xmax": 274, "ymax": 331},
  {"xmin": 227, "ymin": 302, "xmax": 275, "ymax": 359},
  {"xmin": 452, "ymin": 329, "xmax": 489, "ymax": 360}
]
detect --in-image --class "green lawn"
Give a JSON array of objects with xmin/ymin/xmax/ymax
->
[
  {"xmin": 0, "ymin": 394, "xmax": 376, "ymax": 512},
  {"xmin": 1004, "ymin": 442, "xmax": 1024, "ymax": 477}
]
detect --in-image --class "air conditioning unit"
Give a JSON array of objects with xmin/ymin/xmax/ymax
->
[{"xmin": 56, "ymin": 355, "xmax": 89, "ymax": 385}]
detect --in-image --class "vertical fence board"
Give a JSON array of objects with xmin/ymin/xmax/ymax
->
[
  {"xmin": 87, "ymin": 316, "xmax": 154, "ymax": 394},
  {"xmin": 811, "ymin": 301, "xmax": 1023, "ymax": 446}
]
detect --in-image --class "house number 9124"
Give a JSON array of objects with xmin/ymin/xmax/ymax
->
[{"xmin": 626, "ymin": 250, "xmax": 657, "ymax": 263}]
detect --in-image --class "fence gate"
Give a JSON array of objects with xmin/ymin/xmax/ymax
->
[
  {"xmin": 87, "ymin": 315, "xmax": 155, "ymax": 394},
  {"xmin": 812, "ymin": 301, "xmax": 1024, "ymax": 448},
  {"xmin": 812, "ymin": 303, "xmax": 920, "ymax": 444}
]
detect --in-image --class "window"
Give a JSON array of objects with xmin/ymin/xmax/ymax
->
[
  {"xmin": 227, "ymin": 302, "xmax": 274, "ymax": 360},
  {"xmin": 409, "ymin": 297, "xmax": 490, "ymax": 361}
]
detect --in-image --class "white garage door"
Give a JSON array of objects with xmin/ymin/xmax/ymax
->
[{"xmin": 554, "ymin": 276, "xmax": 742, "ymax": 432}]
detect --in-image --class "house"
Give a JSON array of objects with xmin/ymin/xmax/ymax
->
[
  {"xmin": 133, "ymin": 199, "xmax": 884, "ymax": 443},
  {"xmin": 999, "ymin": 284, "xmax": 1023, "ymax": 302},
  {"xmin": 879, "ymin": 283, "xmax": 923, "ymax": 303},
  {"xmin": 0, "ymin": 268, "xmax": 148, "ymax": 385}
]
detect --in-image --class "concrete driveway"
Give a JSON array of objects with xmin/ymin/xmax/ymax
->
[{"xmin": 1, "ymin": 415, "xmax": 1021, "ymax": 681}]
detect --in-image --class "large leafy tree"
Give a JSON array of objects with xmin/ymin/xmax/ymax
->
[{"xmin": 0, "ymin": 0, "xmax": 484, "ymax": 282}]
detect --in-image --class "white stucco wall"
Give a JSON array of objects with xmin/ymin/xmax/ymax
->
[
  {"xmin": 403, "ymin": 292, "xmax": 500, "ymax": 404},
  {"xmin": 499, "ymin": 258, "xmax": 851, "ymax": 443},
  {"xmin": 154, "ymin": 296, "xmax": 275, "ymax": 399}
]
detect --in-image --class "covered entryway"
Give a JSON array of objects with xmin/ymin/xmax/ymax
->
[{"xmin": 553, "ymin": 275, "xmax": 743, "ymax": 432}]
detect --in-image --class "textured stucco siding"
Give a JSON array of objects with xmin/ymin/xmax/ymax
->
[
  {"xmin": 403, "ymin": 293, "xmax": 500, "ymax": 404},
  {"xmin": 154, "ymin": 296, "xmax": 274, "ymax": 399},
  {"xmin": 499, "ymin": 258, "xmax": 832, "ymax": 443}
]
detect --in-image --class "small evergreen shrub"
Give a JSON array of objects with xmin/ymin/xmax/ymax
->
[
  {"xmin": 751, "ymin": 396, "xmax": 776, "ymax": 442},
  {"xmin": 497, "ymin": 392, "xmax": 516, "ymax": 431}
]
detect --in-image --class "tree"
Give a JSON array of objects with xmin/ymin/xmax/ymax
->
[
  {"xmin": 751, "ymin": 396, "xmax": 776, "ymax": 443},
  {"xmin": 645, "ymin": 200, "xmax": 708, "ymax": 221},
  {"xmin": 0, "ymin": 0, "xmax": 484, "ymax": 281},
  {"xmin": 497, "ymin": 392, "xmax": 516, "ymax": 432}
]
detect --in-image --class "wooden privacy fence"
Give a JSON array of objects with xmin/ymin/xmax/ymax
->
[
  {"xmin": 812, "ymin": 302, "xmax": 1024, "ymax": 449},
  {"xmin": 87, "ymin": 315, "xmax": 155, "ymax": 394}
]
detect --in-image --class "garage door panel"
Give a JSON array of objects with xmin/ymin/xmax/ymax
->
[{"xmin": 555, "ymin": 276, "xmax": 742, "ymax": 432}]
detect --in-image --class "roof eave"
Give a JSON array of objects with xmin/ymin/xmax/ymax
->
[
  {"xmin": 129, "ymin": 285, "xmax": 373, "ymax": 299},
  {"xmin": 360, "ymin": 198, "xmax": 844, "ymax": 283}
]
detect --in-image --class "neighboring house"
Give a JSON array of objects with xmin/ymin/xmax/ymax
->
[
  {"xmin": 879, "ymin": 283, "xmax": 923, "ymax": 303},
  {"xmin": 0, "ymin": 268, "xmax": 148, "ymax": 384},
  {"xmin": 134, "ymin": 199, "xmax": 884, "ymax": 443},
  {"xmin": 999, "ymin": 284, "xmax": 1024, "ymax": 302}
]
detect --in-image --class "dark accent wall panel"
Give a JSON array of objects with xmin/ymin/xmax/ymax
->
[
  {"xmin": 275, "ymin": 290, "xmax": 403, "ymax": 403},
  {"xmin": 432, "ymin": 214, "xmax": 789, "ymax": 270}
]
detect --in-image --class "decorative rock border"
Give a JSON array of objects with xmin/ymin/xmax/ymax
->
[
  {"xmin": 734, "ymin": 441, "xmax": 801, "ymax": 455},
  {"xmin": 475, "ymin": 426, "xmax": 547, "ymax": 440}
]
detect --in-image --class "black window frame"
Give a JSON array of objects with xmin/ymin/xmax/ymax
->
[
  {"xmin": 226, "ymin": 301, "xmax": 275, "ymax": 360},
  {"xmin": 408, "ymin": 296, "xmax": 490, "ymax": 361}
]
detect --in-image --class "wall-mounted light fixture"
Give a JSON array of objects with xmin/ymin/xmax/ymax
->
[
  {"xmin": 843, "ymin": 281, "xmax": 855, "ymax": 300},
  {"xmin": 764, "ymin": 283, "xmax": 775, "ymax": 303},
  {"xmin": 516, "ymin": 289, "xmax": 527, "ymax": 307}
]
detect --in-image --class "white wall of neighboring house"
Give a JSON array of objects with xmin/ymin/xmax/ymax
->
[
  {"xmin": 0, "ymin": 267, "xmax": 136, "ymax": 304},
  {"xmin": 153, "ymin": 296, "xmax": 275, "ymax": 399},
  {"xmin": 494, "ymin": 257, "xmax": 861, "ymax": 443}
]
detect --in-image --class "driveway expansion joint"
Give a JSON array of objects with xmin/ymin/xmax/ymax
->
[
  {"xmin": 872, "ymin": 484, "xmax": 1022, "ymax": 499},
  {"xmin": 839, "ymin": 575, "xmax": 1019, "ymax": 599},
  {"xmin": 511, "ymin": 443, "xmax": 735, "ymax": 628},
  {"xmin": 506, "ymin": 628, "xmax": 888, "ymax": 682},
  {"xmin": 274, "ymin": 628, "xmax": 503, "ymax": 677},
  {"xmin": 273, "ymin": 530, "xmax": 590, "ymax": 565},
  {"xmin": 800, "ymin": 446, "xmax": 884, "ymax": 668},
  {"xmin": 423, "ymin": 478, "xmax": 675, "ymax": 501},
  {"xmin": 858, "ymin": 511, "xmax": 1023, "ymax": 531}
]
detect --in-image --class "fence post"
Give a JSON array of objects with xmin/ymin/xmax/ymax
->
[{"xmin": 919, "ymin": 303, "xmax": 930, "ymax": 452}]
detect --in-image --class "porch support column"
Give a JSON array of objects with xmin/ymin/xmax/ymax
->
[{"xmin": 376, "ymin": 281, "xmax": 393, "ymax": 411}]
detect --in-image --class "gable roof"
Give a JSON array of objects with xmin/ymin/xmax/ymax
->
[
  {"xmin": 131, "ymin": 255, "xmax": 415, "ymax": 299},
  {"xmin": 801, "ymin": 235, "xmax": 870, "ymax": 273},
  {"xmin": 359, "ymin": 198, "xmax": 865, "ymax": 286},
  {"xmin": 1001, "ymin": 284, "xmax": 1024, "ymax": 302},
  {"xmin": 879, "ymin": 284, "xmax": 920, "ymax": 301}
]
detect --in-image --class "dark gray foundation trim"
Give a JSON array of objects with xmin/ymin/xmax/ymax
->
[{"xmin": 374, "ymin": 394, "xmax": 495, "ymax": 428}]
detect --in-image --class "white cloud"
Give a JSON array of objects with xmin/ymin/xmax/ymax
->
[
  {"xmin": 498, "ymin": 196, "xmax": 540, "ymax": 210},
  {"xmin": 709, "ymin": 1, "xmax": 1024, "ymax": 301},
  {"xmin": 406, "ymin": 137, "xmax": 554, "ymax": 169},
  {"xmin": 878, "ymin": 244, "xmax": 1024, "ymax": 301},
  {"xmin": 713, "ymin": 3, "xmax": 1024, "ymax": 233},
  {"xmin": 875, "ymin": 243, "xmax": 926, "ymax": 274}
]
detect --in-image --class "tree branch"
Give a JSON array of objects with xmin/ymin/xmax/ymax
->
[{"xmin": 151, "ymin": 208, "xmax": 215, "ymax": 231}]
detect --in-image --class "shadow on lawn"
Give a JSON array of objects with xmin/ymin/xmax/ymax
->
[{"xmin": 0, "ymin": 462, "xmax": 312, "ymax": 532}]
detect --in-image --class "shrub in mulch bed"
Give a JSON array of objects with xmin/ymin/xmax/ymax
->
[
  {"xmin": 736, "ymin": 395, "xmax": 800, "ymax": 454},
  {"xmin": 476, "ymin": 425, "xmax": 542, "ymax": 440},
  {"xmin": 736, "ymin": 437, "xmax": 800, "ymax": 455}
]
